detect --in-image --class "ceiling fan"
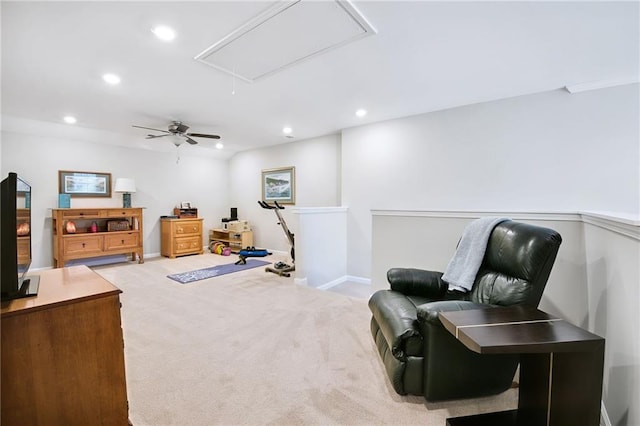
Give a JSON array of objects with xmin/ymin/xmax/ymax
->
[{"xmin": 132, "ymin": 121, "xmax": 220, "ymax": 146}]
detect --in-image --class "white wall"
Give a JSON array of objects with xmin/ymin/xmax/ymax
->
[
  {"xmin": 583, "ymin": 218, "xmax": 640, "ymax": 426},
  {"xmin": 292, "ymin": 207, "xmax": 347, "ymax": 288},
  {"xmin": 342, "ymin": 85, "xmax": 639, "ymax": 279},
  {"xmin": 1, "ymin": 130, "xmax": 229, "ymax": 268},
  {"xmin": 227, "ymin": 133, "xmax": 341, "ymax": 254}
]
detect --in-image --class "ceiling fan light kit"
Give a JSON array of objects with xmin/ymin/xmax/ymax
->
[{"xmin": 132, "ymin": 121, "xmax": 221, "ymax": 147}]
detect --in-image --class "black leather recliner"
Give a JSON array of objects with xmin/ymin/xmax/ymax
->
[{"xmin": 369, "ymin": 220, "xmax": 562, "ymax": 401}]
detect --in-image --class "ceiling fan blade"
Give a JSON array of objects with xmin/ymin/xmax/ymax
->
[
  {"xmin": 184, "ymin": 136, "xmax": 198, "ymax": 145},
  {"xmin": 145, "ymin": 134, "xmax": 171, "ymax": 139},
  {"xmin": 187, "ymin": 133, "xmax": 221, "ymax": 140},
  {"xmin": 133, "ymin": 125, "xmax": 170, "ymax": 133}
]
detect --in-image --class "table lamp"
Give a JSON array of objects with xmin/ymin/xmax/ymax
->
[{"xmin": 114, "ymin": 178, "xmax": 136, "ymax": 208}]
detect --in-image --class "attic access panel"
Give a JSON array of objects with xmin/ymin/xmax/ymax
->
[{"xmin": 194, "ymin": 0, "xmax": 376, "ymax": 83}]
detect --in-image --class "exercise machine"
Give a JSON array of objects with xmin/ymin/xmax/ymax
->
[{"xmin": 258, "ymin": 200, "xmax": 295, "ymax": 277}]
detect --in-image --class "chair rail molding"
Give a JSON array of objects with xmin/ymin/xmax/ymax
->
[
  {"xmin": 291, "ymin": 206, "xmax": 348, "ymax": 215},
  {"xmin": 579, "ymin": 211, "xmax": 640, "ymax": 241},
  {"xmin": 371, "ymin": 209, "xmax": 581, "ymax": 221},
  {"xmin": 371, "ymin": 209, "xmax": 640, "ymax": 240}
]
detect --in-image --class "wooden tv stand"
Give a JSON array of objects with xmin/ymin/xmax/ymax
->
[
  {"xmin": 1, "ymin": 266, "xmax": 129, "ymax": 425},
  {"xmin": 52, "ymin": 207, "xmax": 144, "ymax": 268}
]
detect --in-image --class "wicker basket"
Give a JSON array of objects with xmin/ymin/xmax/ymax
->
[{"xmin": 107, "ymin": 220, "xmax": 131, "ymax": 231}]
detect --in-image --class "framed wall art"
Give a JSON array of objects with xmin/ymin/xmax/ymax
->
[
  {"xmin": 261, "ymin": 166, "xmax": 295, "ymax": 204},
  {"xmin": 58, "ymin": 170, "xmax": 112, "ymax": 197}
]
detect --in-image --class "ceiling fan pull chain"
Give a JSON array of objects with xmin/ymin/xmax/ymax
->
[{"xmin": 232, "ymin": 63, "xmax": 236, "ymax": 95}]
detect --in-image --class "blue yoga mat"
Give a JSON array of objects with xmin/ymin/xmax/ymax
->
[{"xmin": 167, "ymin": 259, "xmax": 271, "ymax": 284}]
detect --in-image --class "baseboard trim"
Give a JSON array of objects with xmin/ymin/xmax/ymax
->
[
  {"xmin": 345, "ymin": 275, "xmax": 371, "ymax": 285},
  {"xmin": 314, "ymin": 275, "xmax": 371, "ymax": 290},
  {"xmin": 601, "ymin": 400, "xmax": 612, "ymax": 426}
]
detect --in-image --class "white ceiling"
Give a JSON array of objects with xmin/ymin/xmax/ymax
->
[{"xmin": 2, "ymin": 1, "xmax": 638, "ymax": 159}]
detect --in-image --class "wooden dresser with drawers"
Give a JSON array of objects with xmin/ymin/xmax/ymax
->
[{"xmin": 160, "ymin": 217, "xmax": 204, "ymax": 258}]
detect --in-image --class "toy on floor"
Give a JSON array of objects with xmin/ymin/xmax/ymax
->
[{"xmin": 210, "ymin": 241, "xmax": 231, "ymax": 256}]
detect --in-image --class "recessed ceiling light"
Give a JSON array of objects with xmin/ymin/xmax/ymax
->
[
  {"xmin": 102, "ymin": 73, "xmax": 121, "ymax": 85},
  {"xmin": 282, "ymin": 126, "xmax": 293, "ymax": 135},
  {"xmin": 355, "ymin": 109, "xmax": 367, "ymax": 117},
  {"xmin": 215, "ymin": 142, "xmax": 224, "ymax": 150},
  {"xmin": 151, "ymin": 25, "xmax": 176, "ymax": 42},
  {"xmin": 63, "ymin": 116, "xmax": 77, "ymax": 124}
]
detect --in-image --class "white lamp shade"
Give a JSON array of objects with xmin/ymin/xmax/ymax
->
[{"xmin": 114, "ymin": 178, "xmax": 137, "ymax": 193}]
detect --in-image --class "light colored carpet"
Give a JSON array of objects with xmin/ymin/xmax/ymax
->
[{"xmin": 94, "ymin": 253, "xmax": 517, "ymax": 426}]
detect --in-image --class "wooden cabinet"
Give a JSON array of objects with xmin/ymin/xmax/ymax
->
[
  {"xmin": 52, "ymin": 208, "xmax": 144, "ymax": 268},
  {"xmin": 161, "ymin": 218, "xmax": 204, "ymax": 258},
  {"xmin": 1, "ymin": 266, "xmax": 129, "ymax": 425},
  {"xmin": 209, "ymin": 228, "xmax": 253, "ymax": 253}
]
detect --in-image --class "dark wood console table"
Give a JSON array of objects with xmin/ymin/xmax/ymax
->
[{"xmin": 439, "ymin": 306, "xmax": 604, "ymax": 426}]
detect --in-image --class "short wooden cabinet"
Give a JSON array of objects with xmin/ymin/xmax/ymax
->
[
  {"xmin": 52, "ymin": 208, "xmax": 144, "ymax": 268},
  {"xmin": 1, "ymin": 266, "xmax": 129, "ymax": 425},
  {"xmin": 209, "ymin": 228, "xmax": 253, "ymax": 253},
  {"xmin": 161, "ymin": 217, "xmax": 204, "ymax": 258}
]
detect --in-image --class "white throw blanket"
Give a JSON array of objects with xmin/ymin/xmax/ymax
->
[{"xmin": 442, "ymin": 217, "xmax": 509, "ymax": 292}]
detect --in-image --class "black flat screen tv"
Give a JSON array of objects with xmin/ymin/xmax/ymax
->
[{"xmin": 1, "ymin": 172, "xmax": 39, "ymax": 300}]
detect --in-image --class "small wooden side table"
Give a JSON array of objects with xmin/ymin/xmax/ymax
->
[{"xmin": 439, "ymin": 306, "xmax": 604, "ymax": 426}]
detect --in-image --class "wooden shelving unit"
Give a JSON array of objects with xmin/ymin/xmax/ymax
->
[
  {"xmin": 51, "ymin": 208, "xmax": 144, "ymax": 268},
  {"xmin": 209, "ymin": 228, "xmax": 253, "ymax": 253}
]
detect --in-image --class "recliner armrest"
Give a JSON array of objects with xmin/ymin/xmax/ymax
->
[
  {"xmin": 387, "ymin": 268, "xmax": 448, "ymax": 298},
  {"xmin": 369, "ymin": 290, "xmax": 424, "ymax": 359},
  {"xmin": 416, "ymin": 300, "xmax": 493, "ymax": 325}
]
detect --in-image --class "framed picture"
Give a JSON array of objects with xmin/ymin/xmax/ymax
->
[
  {"xmin": 58, "ymin": 170, "xmax": 112, "ymax": 197},
  {"xmin": 181, "ymin": 202, "xmax": 191, "ymax": 209},
  {"xmin": 262, "ymin": 166, "xmax": 295, "ymax": 204}
]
